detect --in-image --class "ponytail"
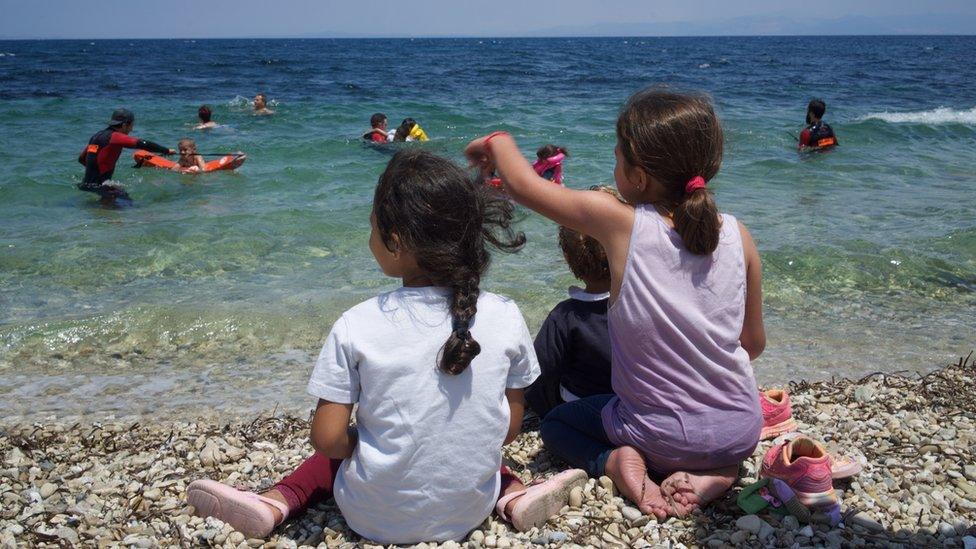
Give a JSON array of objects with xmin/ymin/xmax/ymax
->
[
  {"xmin": 673, "ymin": 187, "xmax": 720, "ymax": 255},
  {"xmin": 616, "ymin": 86, "xmax": 725, "ymax": 256}
]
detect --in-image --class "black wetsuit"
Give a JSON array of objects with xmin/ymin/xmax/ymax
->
[{"xmin": 77, "ymin": 128, "xmax": 169, "ymax": 199}]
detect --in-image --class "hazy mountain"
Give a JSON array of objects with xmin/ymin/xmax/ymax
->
[{"xmin": 534, "ymin": 13, "xmax": 976, "ymax": 37}]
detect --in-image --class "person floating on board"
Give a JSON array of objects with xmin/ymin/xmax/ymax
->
[
  {"xmin": 195, "ymin": 105, "xmax": 217, "ymax": 130},
  {"xmin": 77, "ymin": 108, "xmax": 174, "ymax": 202},
  {"xmin": 798, "ymin": 99, "xmax": 837, "ymax": 150},
  {"xmin": 253, "ymin": 93, "xmax": 274, "ymax": 115},
  {"xmin": 392, "ymin": 118, "xmax": 429, "ymax": 142},
  {"xmin": 533, "ymin": 144, "xmax": 569, "ymax": 185},
  {"xmin": 173, "ymin": 138, "xmax": 207, "ymax": 173},
  {"xmin": 362, "ymin": 112, "xmax": 392, "ymax": 143}
]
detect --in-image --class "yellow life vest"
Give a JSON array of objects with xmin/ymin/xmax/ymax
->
[{"xmin": 409, "ymin": 124, "xmax": 429, "ymax": 141}]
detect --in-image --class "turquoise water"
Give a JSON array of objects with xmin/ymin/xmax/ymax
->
[{"xmin": 0, "ymin": 37, "xmax": 973, "ymax": 419}]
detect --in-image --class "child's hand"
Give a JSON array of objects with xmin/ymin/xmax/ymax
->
[
  {"xmin": 464, "ymin": 135, "xmax": 495, "ymax": 176},
  {"xmin": 166, "ymin": 148, "xmax": 176, "ymax": 156}
]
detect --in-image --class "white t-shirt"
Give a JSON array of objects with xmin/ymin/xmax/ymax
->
[{"xmin": 307, "ymin": 287, "xmax": 539, "ymax": 544}]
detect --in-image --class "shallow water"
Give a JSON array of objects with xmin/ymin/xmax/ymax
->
[{"xmin": 0, "ymin": 37, "xmax": 973, "ymax": 419}]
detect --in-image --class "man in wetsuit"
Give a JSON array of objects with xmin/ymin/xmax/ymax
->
[
  {"xmin": 799, "ymin": 99, "xmax": 838, "ymax": 150},
  {"xmin": 77, "ymin": 108, "xmax": 174, "ymax": 202}
]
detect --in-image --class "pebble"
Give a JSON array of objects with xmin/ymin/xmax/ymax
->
[
  {"xmin": 964, "ymin": 465, "xmax": 976, "ymax": 482},
  {"xmin": 729, "ymin": 530, "xmax": 750, "ymax": 544},
  {"xmin": 39, "ymin": 482, "xmax": 57, "ymax": 499},
  {"xmin": 621, "ymin": 505, "xmax": 642, "ymax": 523},
  {"xmin": 781, "ymin": 515, "xmax": 799, "ymax": 531},
  {"xmin": 963, "ymin": 536, "xmax": 976, "ymax": 549},
  {"xmin": 848, "ymin": 511, "xmax": 884, "ymax": 533},
  {"xmin": 735, "ymin": 514, "xmax": 765, "ymax": 534},
  {"xmin": 568, "ymin": 485, "xmax": 583, "ymax": 508}
]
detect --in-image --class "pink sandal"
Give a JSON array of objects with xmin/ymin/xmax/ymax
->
[
  {"xmin": 186, "ymin": 479, "xmax": 290, "ymax": 538},
  {"xmin": 495, "ymin": 469, "xmax": 587, "ymax": 532}
]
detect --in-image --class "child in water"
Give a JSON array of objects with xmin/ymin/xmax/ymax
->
[
  {"xmin": 362, "ymin": 112, "xmax": 391, "ymax": 143},
  {"xmin": 195, "ymin": 105, "xmax": 217, "ymax": 130},
  {"xmin": 525, "ymin": 185, "xmax": 621, "ymax": 419},
  {"xmin": 174, "ymin": 138, "xmax": 206, "ymax": 173},
  {"xmin": 466, "ymin": 87, "xmax": 766, "ymax": 520},
  {"xmin": 393, "ymin": 117, "xmax": 429, "ymax": 141},
  {"xmin": 533, "ymin": 144, "xmax": 568, "ymax": 185},
  {"xmin": 187, "ymin": 150, "xmax": 587, "ymax": 543}
]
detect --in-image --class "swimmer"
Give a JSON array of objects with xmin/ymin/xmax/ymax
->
[
  {"xmin": 173, "ymin": 138, "xmax": 206, "ymax": 173},
  {"xmin": 363, "ymin": 113, "xmax": 392, "ymax": 143},
  {"xmin": 195, "ymin": 105, "xmax": 217, "ymax": 130},
  {"xmin": 392, "ymin": 118, "xmax": 429, "ymax": 142},
  {"xmin": 799, "ymin": 99, "xmax": 837, "ymax": 150},
  {"xmin": 253, "ymin": 93, "xmax": 274, "ymax": 115},
  {"xmin": 533, "ymin": 144, "xmax": 569, "ymax": 185}
]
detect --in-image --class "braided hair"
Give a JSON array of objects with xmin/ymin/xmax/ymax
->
[{"xmin": 373, "ymin": 149, "xmax": 526, "ymax": 375}]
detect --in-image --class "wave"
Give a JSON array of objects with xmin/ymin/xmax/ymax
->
[{"xmin": 861, "ymin": 106, "xmax": 976, "ymax": 125}]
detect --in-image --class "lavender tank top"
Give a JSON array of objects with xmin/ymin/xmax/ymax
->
[{"xmin": 602, "ymin": 206, "xmax": 761, "ymax": 472}]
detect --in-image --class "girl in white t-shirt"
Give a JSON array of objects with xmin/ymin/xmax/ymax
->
[{"xmin": 187, "ymin": 150, "xmax": 587, "ymax": 544}]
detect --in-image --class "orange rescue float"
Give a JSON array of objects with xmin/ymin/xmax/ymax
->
[{"xmin": 133, "ymin": 151, "xmax": 246, "ymax": 172}]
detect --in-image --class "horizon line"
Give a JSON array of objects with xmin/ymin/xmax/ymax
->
[{"xmin": 2, "ymin": 32, "xmax": 975, "ymax": 41}]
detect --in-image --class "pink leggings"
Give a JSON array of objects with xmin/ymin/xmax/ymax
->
[{"xmin": 273, "ymin": 452, "xmax": 520, "ymax": 518}]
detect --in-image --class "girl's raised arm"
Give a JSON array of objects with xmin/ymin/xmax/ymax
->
[{"xmin": 465, "ymin": 133, "xmax": 632, "ymax": 246}]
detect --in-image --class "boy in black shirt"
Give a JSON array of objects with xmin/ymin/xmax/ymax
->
[{"xmin": 525, "ymin": 186, "xmax": 623, "ymax": 418}]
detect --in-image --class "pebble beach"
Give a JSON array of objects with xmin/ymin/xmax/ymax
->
[{"xmin": 2, "ymin": 353, "xmax": 973, "ymax": 548}]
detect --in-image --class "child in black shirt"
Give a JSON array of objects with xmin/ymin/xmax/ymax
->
[{"xmin": 525, "ymin": 186, "xmax": 624, "ymax": 418}]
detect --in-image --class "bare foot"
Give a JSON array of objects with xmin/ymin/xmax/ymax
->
[
  {"xmin": 660, "ymin": 465, "xmax": 738, "ymax": 517},
  {"xmin": 260, "ymin": 489, "xmax": 288, "ymax": 523},
  {"xmin": 605, "ymin": 446, "xmax": 670, "ymax": 520}
]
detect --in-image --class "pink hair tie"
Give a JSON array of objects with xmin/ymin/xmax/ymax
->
[{"xmin": 685, "ymin": 176, "xmax": 707, "ymax": 195}]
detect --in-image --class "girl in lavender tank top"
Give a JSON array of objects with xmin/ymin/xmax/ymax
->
[{"xmin": 465, "ymin": 88, "xmax": 766, "ymax": 520}]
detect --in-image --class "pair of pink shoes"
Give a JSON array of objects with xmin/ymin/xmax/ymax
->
[
  {"xmin": 186, "ymin": 469, "xmax": 588, "ymax": 539},
  {"xmin": 759, "ymin": 389, "xmax": 864, "ymax": 510}
]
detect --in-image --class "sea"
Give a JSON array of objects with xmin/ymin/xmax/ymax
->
[{"xmin": 0, "ymin": 36, "xmax": 973, "ymax": 419}]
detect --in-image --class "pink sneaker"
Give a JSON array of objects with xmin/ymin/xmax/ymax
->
[
  {"xmin": 186, "ymin": 480, "xmax": 290, "ymax": 538},
  {"xmin": 759, "ymin": 389, "xmax": 797, "ymax": 440},
  {"xmin": 495, "ymin": 469, "xmax": 588, "ymax": 531},
  {"xmin": 760, "ymin": 436, "xmax": 837, "ymax": 509}
]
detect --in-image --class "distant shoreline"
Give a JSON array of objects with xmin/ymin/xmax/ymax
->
[{"xmin": 2, "ymin": 34, "xmax": 976, "ymax": 41}]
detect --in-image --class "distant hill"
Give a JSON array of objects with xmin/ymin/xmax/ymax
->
[{"xmin": 534, "ymin": 14, "xmax": 976, "ymax": 37}]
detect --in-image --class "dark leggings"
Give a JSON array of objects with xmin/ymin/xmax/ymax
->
[
  {"xmin": 272, "ymin": 453, "xmax": 521, "ymax": 519},
  {"xmin": 539, "ymin": 394, "xmax": 616, "ymax": 478},
  {"xmin": 79, "ymin": 183, "xmax": 130, "ymax": 201}
]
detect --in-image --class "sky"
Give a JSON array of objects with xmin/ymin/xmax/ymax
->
[{"xmin": 1, "ymin": 0, "xmax": 975, "ymax": 39}]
